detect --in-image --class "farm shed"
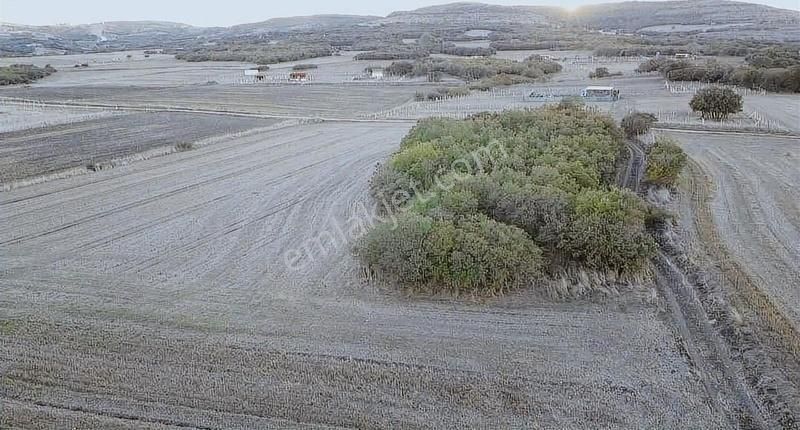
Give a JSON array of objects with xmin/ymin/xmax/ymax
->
[
  {"xmin": 582, "ymin": 86, "xmax": 620, "ymax": 101},
  {"xmin": 244, "ymin": 68, "xmax": 268, "ymax": 81},
  {"xmin": 289, "ymin": 71, "xmax": 311, "ymax": 82}
]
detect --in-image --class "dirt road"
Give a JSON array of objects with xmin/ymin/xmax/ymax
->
[{"xmin": 0, "ymin": 122, "xmax": 725, "ymax": 429}]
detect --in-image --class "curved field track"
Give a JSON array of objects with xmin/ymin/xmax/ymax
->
[
  {"xmin": 667, "ymin": 131, "xmax": 800, "ymax": 328},
  {"xmin": 0, "ymin": 121, "xmax": 727, "ymax": 429}
]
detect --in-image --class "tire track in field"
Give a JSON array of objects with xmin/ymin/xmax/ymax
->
[{"xmin": 120, "ymin": 143, "xmax": 365, "ymax": 277}]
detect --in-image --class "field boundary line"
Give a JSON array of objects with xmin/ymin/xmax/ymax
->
[
  {"xmin": 0, "ymin": 97, "xmax": 417, "ymax": 125},
  {"xmin": 654, "ymin": 127, "xmax": 800, "ymax": 139}
]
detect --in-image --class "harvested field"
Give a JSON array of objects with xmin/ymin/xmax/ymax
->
[
  {"xmin": 0, "ymin": 112, "xmax": 280, "ymax": 184},
  {"xmin": 667, "ymin": 131, "xmax": 800, "ymax": 328},
  {"xmin": 0, "ymin": 84, "xmax": 421, "ymax": 118},
  {"xmin": 0, "ymin": 122, "xmax": 726, "ymax": 429},
  {"xmin": 0, "ymin": 51, "xmax": 423, "ymax": 87}
]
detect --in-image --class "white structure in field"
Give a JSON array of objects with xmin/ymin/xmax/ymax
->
[
  {"xmin": 369, "ymin": 67, "xmax": 385, "ymax": 79},
  {"xmin": 582, "ymin": 86, "xmax": 620, "ymax": 101},
  {"xmin": 244, "ymin": 68, "xmax": 268, "ymax": 81}
]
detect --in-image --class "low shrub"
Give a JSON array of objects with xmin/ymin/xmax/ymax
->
[
  {"xmin": 292, "ymin": 64, "xmax": 318, "ymax": 70},
  {"xmin": 645, "ymin": 137, "xmax": 688, "ymax": 186},
  {"xmin": 414, "ymin": 86, "xmax": 471, "ymax": 101},
  {"xmin": 621, "ymin": 112, "xmax": 657, "ymax": 137},
  {"xmin": 175, "ymin": 142, "xmax": 195, "ymax": 152},
  {"xmin": 559, "ymin": 189, "xmax": 657, "ymax": 273}
]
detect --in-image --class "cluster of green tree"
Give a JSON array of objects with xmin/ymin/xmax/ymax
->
[
  {"xmin": 414, "ymin": 87, "xmax": 471, "ymax": 101},
  {"xmin": 0, "ymin": 64, "xmax": 57, "ymax": 85},
  {"xmin": 637, "ymin": 57, "xmax": 800, "ymax": 93},
  {"xmin": 689, "ymin": 86, "xmax": 743, "ymax": 120},
  {"xmin": 385, "ymin": 56, "xmax": 562, "ymax": 90},
  {"xmin": 174, "ymin": 42, "xmax": 333, "ymax": 64},
  {"xmin": 354, "ymin": 49, "xmax": 428, "ymax": 61},
  {"xmin": 745, "ymin": 47, "xmax": 800, "ymax": 69},
  {"xmin": 593, "ymin": 39, "xmax": 800, "ymax": 59},
  {"xmin": 356, "ymin": 105, "xmax": 663, "ymax": 295}
]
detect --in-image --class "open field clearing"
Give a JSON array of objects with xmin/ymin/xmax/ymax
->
[
  {"xmin": 667, "ymin": 131, "xmax": 800, "ymax": 329},
  {"xmin": 0, "ymin": 121, "xmax": 726, "ymax": 428},
  {"xmin": 0, "ymin": 112, "xmax": 280, "ymax": 185},
  {"xmin": 0, "ymin": 52, "xmax": 255, "ymax": 87}
]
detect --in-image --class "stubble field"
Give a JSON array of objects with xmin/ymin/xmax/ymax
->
[
  {"xmin": 1, "ymin": 49, "xmax": 798, "ymax": 429},
  {"xmin": 0, "ymin": 121, "xmax": 725, "ymax": 428},
  {"xmin": 0, "ymin": 112, "xmax": 280, "ymax": 185}
]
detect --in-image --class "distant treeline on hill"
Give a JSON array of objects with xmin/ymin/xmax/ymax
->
[
  {"xmin": 354, "ymin": 31, "xmax": 498, "ymax": 61},
  {"xmin": 0, "ymin": 64, "xmax": 57, "ymax": 85},
  {"xmin": 172, "ymin": 42, "xmax": 333, "ymax": 64},
  {"xmin": 637, "ymin": 49, "xmax": 800, "ymax": 93}
]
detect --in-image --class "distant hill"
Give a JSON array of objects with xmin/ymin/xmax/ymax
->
[
  {"xmin": 573, "ymin": 0, "xmax": 800, "ymax": 31},
  {"xmin": 381, "ymin": 2, "xmax": 566, "ymax": 27},
  {"xmin": 230, "ymin": 15, "xmax": 380, "ymax": 34},
  {"xmin": 2, "ymin": 1, "xmax": 799, "ymax": 56}
]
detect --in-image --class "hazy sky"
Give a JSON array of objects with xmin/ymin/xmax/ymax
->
[{"xmin": 1, "ymin": 0, "xmax": 799, "ymax": 26}]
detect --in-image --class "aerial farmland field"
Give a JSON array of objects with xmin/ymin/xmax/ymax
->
[
  {"xmin": 0, "ymin": 121, "xmax": 726, "ymax": 429},
  {"xmin": 0, "ymin": 112, "xmax": 280, "ymax": 185},
  {"xmin": 2, "ymin": 1, "xmax": 800, "ymax": 427}
]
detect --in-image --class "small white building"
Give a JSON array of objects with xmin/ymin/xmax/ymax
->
[
  {"xmin": 581, "ymin": 86, "xmax": 620, "ymax": 101},
  {"xmin": 371, "ymin": 68, "xmax": 385, "ymax": 79},
  {"xmin": 674, "ymin": 53, "xmax": 691, "ymax": 59},
  {"xmin": 244, "ymin": 68, "xmax": 268, "ymax": 81}
]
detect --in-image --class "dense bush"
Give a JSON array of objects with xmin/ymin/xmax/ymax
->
[
  {"xmin": 387, "ymin": 56, "xmax": 562, "ymax": 90},
  {"xmin": 357, "ymin": 106, "xmax": 658, "ymax": 295},
  {"xmin": 355, "ymin": 213, "xmax": 543, "ymax": 295},
  {"xmin": 354, "ymin": 49, "xmax": 428, "ymax": 61},
  {"xmin": 645, "ymin": 137, "xmax": 688, "ymax": 186},
  {"xmin": 0, "ymin": 64, "xmax": 57, "ymax": 85},
  {"xmin": 415, "ymin": 86, "xmax": 471, "ymax": 101},
  {"xmin": 690, "ymin": 86, "xmax": 743, "ymax": 120},
  {"xmin": 621, "ymin": 112, "xmax": 657, "ymax": 137},
  {"xmin": 559, "ymin": 189, "xmax": 656, "ymax": 273},
  {"xmin": 637, "ymin": 57, "xmax": 800, "ymax": 93},
  {"xmin": 175, "ymin": 42, "xmax": 332, "ymax": 64},
  {"xmin": 385, "ymin": 61, "xmax": 415, "ymax": 76},
  {"xmin": 292, "ymin": 63, "xmax": 318, "ymax": 70}
]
